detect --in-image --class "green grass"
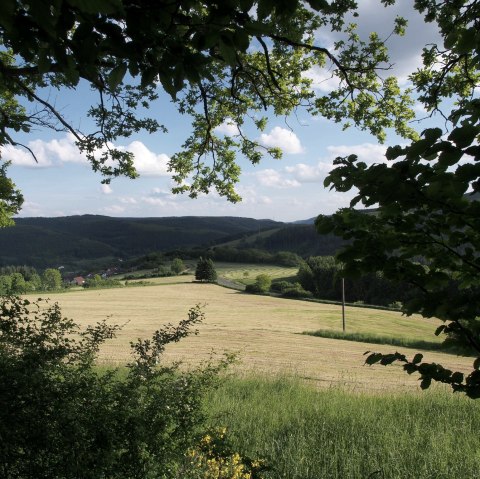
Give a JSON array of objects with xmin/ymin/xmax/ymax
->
[
  {"xmin": 302, "ymin": 329, "xmax": 474, "ymax": 356},
  {"xmin": 206, "ymin": 375, "xmax": 480, "ymax": 479},
  {"xmin": 211, "ymin": 262, "xmax": 298, "ymax": 285}
]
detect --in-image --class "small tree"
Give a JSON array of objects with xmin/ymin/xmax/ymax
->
[
  {"xmin": 255, "ymin": 274, "xmax": 272, "ymax": 293},
  {"xmin": 171, "ymin": 258, "xmax": 185, "ymax": 275},
  {"xmin": 195, "ymin": 257, "xmax": 217, "ymax": 283},
  {"xmin": 42, "ymin": 268, "xmax": 62, "ymax": 291},
  {"xmin": 9, "ymin": 272, "xmax": 26, "ymax": 294}
]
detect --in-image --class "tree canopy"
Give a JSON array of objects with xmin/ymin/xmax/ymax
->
[
  {"xmin": 0, "ymin": 0, "xmax": 417, "ymax": 224},
  {"xmin": 316, "ymin": 0, "xmax": 480, "ymax": 397}
]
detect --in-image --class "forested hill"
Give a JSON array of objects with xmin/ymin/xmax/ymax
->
[{"xmin": 0, "ymin": 215, "xmax": 283, "ymax": 268}]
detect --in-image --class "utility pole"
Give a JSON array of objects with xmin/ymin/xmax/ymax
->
[{"xmin": 342, "ymin": 278, "xmax": 346, "ymax": 333}]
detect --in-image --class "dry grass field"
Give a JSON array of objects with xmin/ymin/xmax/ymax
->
[{"xmin": 35, "ymin": 275, "xmax": 473, "ymax": 393}]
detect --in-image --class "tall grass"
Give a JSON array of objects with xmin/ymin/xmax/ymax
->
[
  {"xmin": 302, "ymin": 329, "xmax": 474, "ymax": 356},
  {"xmin": 206, "ymin": 375, "xmax": 480, "ymax": 479}
]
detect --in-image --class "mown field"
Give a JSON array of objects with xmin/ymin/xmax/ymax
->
[{"xmin": 37, "ymin": 274, "xmax": 472, "ymax": 393}]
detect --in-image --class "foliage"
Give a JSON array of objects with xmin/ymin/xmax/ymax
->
[
  {"xmin": 0, "ymin": 296, "xmax": 231, "ymax": 478},
  {"xmin": 0, "ymin": 162, "xmax": 23, "ymax": 226},
  {"xmin": 195, "ymin": 257, "xmax": 218, "ymax": 283},
  {"xmin": 182, "ymin": 427, "xmax": 268, "ymax": 479},
  {"xmin": 297, "ymin": 256, "xmax": 412, "ymax": 306},
  {"xmin": 42, "ymin": 268, "xmax": 62, "ymax": 290},
  {"xmin": 278, "ymin": 282, "xmax": 312, "ymax": 299},
  {"xmin": 303, "ymin": 329, "xmax": 473, "ymax": 356},
  {"xmin": 245, "ymin": 274, "xmax": 271, "ymax": 294},
  {"xmin": 209, "ymin": 247, "xmax": 303, "ymax": 267},
  {"xmin": 171, "ymin": 257, "xmax": 185, "ymax": 275},
  {"xmin": 0, "ymin": 266, "xmax": 58, "ymax": 295},
  {"xmin": 316, "ymin": 0, "xmax": 480, "ymax": 397},
  {"xmin": 0, "ymin": 1, "xmax": 419, "ymax": 224},
  {"xmin": 83, "ymin": 274, "xmax": 123, "ymax": 289}
]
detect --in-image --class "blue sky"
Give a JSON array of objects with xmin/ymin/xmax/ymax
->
[{"xmin": 6, "ymin": 1, "xmax": 442, "ymax": 222}]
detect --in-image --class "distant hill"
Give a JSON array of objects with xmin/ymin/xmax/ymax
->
[
  {"xmin": 214, "ymin": 223, "xmax": 344, "ymax": 257},
  {"xmin": 1, "ymin": 215, "xmax": 283, "ymax": 268}
]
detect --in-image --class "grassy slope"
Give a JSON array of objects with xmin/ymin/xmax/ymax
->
[{"xmin": 36, "ymin": 275, "xmax": 473, "ymax": 393}]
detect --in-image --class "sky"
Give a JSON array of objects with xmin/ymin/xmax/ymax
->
[{"xmin": 5, "ymin": 1, "xmax": 443, "ymax": 222}]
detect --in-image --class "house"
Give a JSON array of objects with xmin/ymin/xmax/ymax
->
[{"xmin": 72, "ymin": 276, "xmax": 85, "ymax": 286}]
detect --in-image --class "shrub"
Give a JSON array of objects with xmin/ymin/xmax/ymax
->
[
  {"xmin": 280, "ymin": 282, "xmax": 312, "ymax": 298},
  {"xmin": 270, "ymin": 281, "xmax": 295, "ymax": 293},
  {"xmin": 171, "ymin": 257, "xmax": 185, "ymax": 275},
  {"xmin": 0, "ymin": 296, "xmax": 230, "ymax": 479},
  {"xmin": 245, "ymin": 274, "xmax": 271, "ymax": 294}
]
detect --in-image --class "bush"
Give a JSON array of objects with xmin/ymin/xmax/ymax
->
[
  {"xmin": 0, "ymin": 296, "xmax": 231, "ymax": 479},
  {"xmin": 280, "ymin": 282, "xmax": 312, "ymax": 299},
  {"xmin": 245, "ymin": 274, "xmax": 271, "ymax": 294},
  {"xmin": 270, "ymin": 281, "xmax": 295, "ymax": 293},
  {"xmin": 171, "ymin": 257, "xmax": 185, "ymax": 275}
]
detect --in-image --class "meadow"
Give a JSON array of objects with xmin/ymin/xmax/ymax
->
[
  {"xmin": 28, "ymin": 272, "xmax": 480, "ymax": 478},
  {"xmin": 39, "ymin": 274, "xmax": 471, "ymax": 392}
]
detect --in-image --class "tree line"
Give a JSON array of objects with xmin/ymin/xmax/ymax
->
[
  {"xmin": 296, "ymin": 256, "xmax": 415, "ymax": 308},
  {"xmin": 0, "ymin": 266, "xmax": 62, "ymax": 294}
]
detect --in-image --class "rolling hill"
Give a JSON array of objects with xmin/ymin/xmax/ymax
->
[{"xmin": 1, "ymin": 215, "xmax": 283, "ymax": 268}]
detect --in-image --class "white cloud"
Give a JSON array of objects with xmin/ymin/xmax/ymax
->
[
  {"xmin": 326, "ymin": 143, "xmax": 387, "ymax": 165},
  {"xmin": 214, "ymin": 119, "xmax": 239, "ymax": 136},
  {"xmin": 46, "ymin": 134, "xmax": 87, "ymax": 163},
  {"xmin": 118, "ymin": 196, "xmax": 138, "ymax": 204},
  {"xmin": 256, "ymin": 169, "xmax": 301, "ymax": 189},
  {"xmin": 100, "ymin": 205, "xmax": 126, "ymax": 215},
  {"xmin": 259, "ymin": 126, "xmax": 305, "ymax": 154},
  {"xmin": 3, "ymin": 143, "xmax": 53, "ymax": 168},
  {"xmin": 127, "ymin": 141, "xmax": 170, "ymax": 176},
  {"xmin": 285, "ymin": 162, "xmax": 333, "ymax": 183},
  {"xmin": 303, "ymin": 67, "xmax": 340, "ymax": 93},
  {"xmin": 284, "ymin": 143, "xmax": 388, "ymax": 185},
  {"xmin": 100, "ymin": 184, "xmax": 113, "ymax": 194},
  {"xmin": 5, "ymin": 134, "xmax": 171, "ymax": 177},
  {"xmin": 141, "ymin": 197, "xmax": 169, "ymax": 206}
]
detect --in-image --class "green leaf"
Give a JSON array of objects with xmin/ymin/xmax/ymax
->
[
  {"xmin": 365, "ymin": 353, "xmax": 382, "ymax": 365},
  {"xmin": 0, "ymin": 0, "xmax": 15, "ymax": 30},
  {"xmin": 451, "ymin": 372, "xmax": 464, "ymax": 384},
  {"xmin": 66, "ymin": 0, "xmax": 124, "ymax": 15},
  {"xmin": 306, "ymin": 0, "xmax": 329, "ymax": 10},
  {"xmin": 434, "ymin": 325, "xmax": 446, "ymax": 336},
  {"xmin": 107, "ymin": 63, "xmax": 127, "ymax": 91},
  {"xmin": 443, "ymin": 30, "xmax": 457, "ymax": 50},
  {"xmin": 474, "ymin": 358, "xmax": 480, "ymax": 370},
  {"xmin": 219, "ymin": 40, "xmax": 237, "ymax": 66},
  {"xmin": 412, "ymin": 353, "xmax": 423, "ymax": 365},
  {"xmin": 448, "ymin": 124, "xmax": 480, "ymax": 149},
  {"xmin": 420, "ymin": 377, "xmax": 431, "ymax": 390},
  {"xmin": 257, "ymin": 0, "xmax": 276, "ymax": 21}
]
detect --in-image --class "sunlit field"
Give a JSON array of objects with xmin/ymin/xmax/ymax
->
[{"xmin": 35, "ymin": 276, "xmax": 473, "ymax": 393}]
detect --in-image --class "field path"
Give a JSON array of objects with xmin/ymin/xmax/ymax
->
[{"xmin": 40, "ymin": 279, "xmax": 474, "ymax": 392}]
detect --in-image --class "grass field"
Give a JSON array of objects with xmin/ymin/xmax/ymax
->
[
  {"xmin": 206, "ymin": 375, "xmax": 480, "ymax": 479},
  {"xmin": 208, "ymin": 262, "xmax": 298, "ymax": 285},
  {"xmin": 35, "ymin": 275, "xmax": 473, "ymax": 393}
]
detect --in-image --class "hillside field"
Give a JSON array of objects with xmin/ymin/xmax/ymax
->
[{"xmin": 36, "ymin": 275, "xmax": 473, "ymax": 393}]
